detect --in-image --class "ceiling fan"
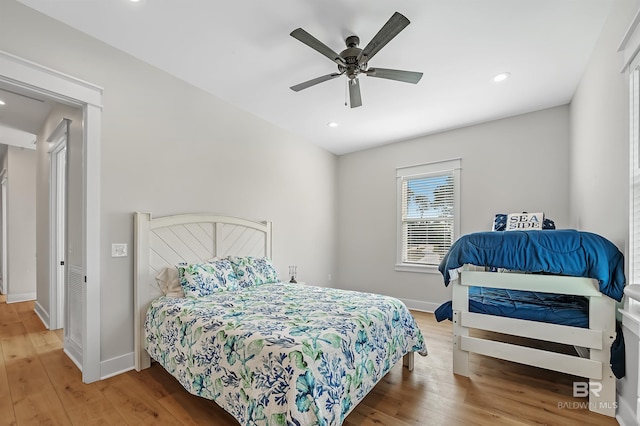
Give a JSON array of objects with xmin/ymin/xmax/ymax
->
[{"xmin": 289, "ymin": 11, "xmax": 423, "ymax": 108}]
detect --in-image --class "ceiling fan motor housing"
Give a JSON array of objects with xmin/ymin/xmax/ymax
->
[{"xmin": 340, "ymin": 36, "xmax": 366, "ymax": 79}]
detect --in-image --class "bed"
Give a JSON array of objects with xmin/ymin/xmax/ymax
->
[
  {"xmin": 133, "ymin": 212, "xmax": 428, "ymax": 425},
  {"xmin": 434, "ymin": 229, "xmax": 625, "ymax": 418}
]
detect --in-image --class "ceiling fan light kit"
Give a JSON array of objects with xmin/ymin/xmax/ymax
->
[{"xmin": 290, "ymin": 11, "xmax": 423, "ymax": 108}]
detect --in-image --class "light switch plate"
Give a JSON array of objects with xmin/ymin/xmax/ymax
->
[{"xmin": 112, "ymin": 243, "xmax": 128, "ymax": 257}]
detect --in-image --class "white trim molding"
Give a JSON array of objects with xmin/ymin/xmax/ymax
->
[
  {"xmin": 621, "ymin": 285, "xmax": 640, "ymax": 338},
  {"xmin": 395, "ymin": 158, "xmax": 461, "ymax": 273},
  {"xmin": 6, "ymin": 292, "xmax": 37, "ymax": 303},
  {"xmin": 0, "ymin": 49, "xmax": 103, "ymax": 384},
  {"xmin": 619, "ymin": 8, "xmax": 640, "ymax": 73}
]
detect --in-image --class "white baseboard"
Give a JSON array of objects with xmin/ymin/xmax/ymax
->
[
  {"xmin": 101, "ymin": 352, "xmax": 135, "ymax": 380},
  {"xmin": 64, "ymin": 334, "xmax": 83, "ymax": 370},
  {"xmin": 400, "ymin": 298, "xmax": 440, "ymax": 313},
  {"xmin": 6, "ymin": 292, "xmax": 36, "ymax": 303},
  {"xmin": 34, "ymin": 301, "xmax": 50, "ymax": 329}
]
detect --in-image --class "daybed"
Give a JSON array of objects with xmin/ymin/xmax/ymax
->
[
  {"xmin": 434, "ymin": 229, "xmax": 625, "ymax": 417},
  {"xmin": 133, "ymin": 212, "xmax": 428, "ymax": 425}
]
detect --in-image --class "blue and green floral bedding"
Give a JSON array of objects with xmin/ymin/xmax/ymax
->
[{"xmin": 144, "ymin": 282, "xmax": 428, "ymax": 426}]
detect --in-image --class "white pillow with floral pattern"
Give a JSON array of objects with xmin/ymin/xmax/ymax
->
[
  {"xmin": 227, "ymin": 256, "xmax": 280, "ymax": 288},
  {"xmin": 177, "ymin": 259, "xmax": 238, "ymax": 297}
]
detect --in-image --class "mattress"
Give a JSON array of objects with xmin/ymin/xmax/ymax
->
[
  {"xmin": 144, "ymin": 282, "xmax": 428, "ymax": 425},
  {"xmin": 434, "ymin": 286, "xmax": 589, "ymax": 328}
]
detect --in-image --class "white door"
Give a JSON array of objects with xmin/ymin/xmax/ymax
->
[
  {"xmin": 1, "ymin": 171, "xmax": 6, "ymax": 296},
  {"xmin": 49, "ymin": 129, "xmax": 67, "ymax": 330},
  {"xmin": 56, "ymin": 146, "xmax": 66, "ymax": 328}
]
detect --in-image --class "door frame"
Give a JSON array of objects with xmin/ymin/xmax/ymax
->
[
  {"xmin": 0, "ymin": 50, "xmax": 102, "ymax": 383},
  {"xmin": 0, "ymin": 168, "xmax": 6, "ymax": 296},
  {"xmin": 48, "ymin": 121, "xmax": 68, "ymax": 330}
]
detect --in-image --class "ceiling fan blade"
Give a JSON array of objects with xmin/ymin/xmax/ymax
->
[
  {"xmin": 348, "ymin": 78, "xmax": 362, "ymax": 108},
  {"xmin": 358, "ymin": 12, "xmax": 410, "ymax": 63},
  {"xmin": 365, "ymin": 68, "xmax": 423, "ymax": 84},
  {"xmin": 290, "ymin": 28, "xmax": 346, "ymax": 66},
  {"xmin": 290, "ymin": 73, "xmax": 342, "ymax": 92}
]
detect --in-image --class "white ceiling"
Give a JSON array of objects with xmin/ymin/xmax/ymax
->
[
  {"xmin": 0, "ymin": 83, "xmax": 52, "ymax": 150},
  {"xmin": 11, "ymin": 0, "xmax": 613, "ymax": 154}
]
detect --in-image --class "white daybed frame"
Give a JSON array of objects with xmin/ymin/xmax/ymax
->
[
  {"xmin": 452, "ymin": 264, "xmax": 617, "ymax": 417},
  {"xmin": 133, "ymin": 211, "xmax": 415, "ymax": 374}
]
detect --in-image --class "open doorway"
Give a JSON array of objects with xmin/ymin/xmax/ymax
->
[
  {"xmin": 0, "ymin": 50, "xmax": 102, "ymax": 383},
  {"xmin": 0, "ymin": 168, "xmax": 6, "ymax": 296}
]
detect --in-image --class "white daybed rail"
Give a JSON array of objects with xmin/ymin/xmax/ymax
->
[
  {"xmin": 133, "ymin": 212, "xmax": 272, "ymax": 372},
  {"xmin": 452, "ymin": 264, "xmax": 617, "ymax": 417}
]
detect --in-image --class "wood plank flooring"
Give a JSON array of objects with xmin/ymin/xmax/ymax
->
[{"xmin": 0, "ymin": 295, "xmax": 618, "ymax": 425}]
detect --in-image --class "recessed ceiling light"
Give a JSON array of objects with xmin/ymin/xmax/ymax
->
[
  {"xmin": 493, "ymin": 72, "xmax": 511, "ymax": 83},
  {"xmin": 0, "ymin": 99, "xmax": 5, "ymax": 106},
  {"xmin": 327, "ymin": 122, "xmax": 338, "ymax": 128}
]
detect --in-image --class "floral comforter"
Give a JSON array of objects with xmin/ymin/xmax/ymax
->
[{"xmin": 145, "ymin": 283, "xmax": 428, "ymax": 425}]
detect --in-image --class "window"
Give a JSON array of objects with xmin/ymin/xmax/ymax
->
[
  {"xmin": 628, "ymin": 50, "xmax": 640, "ymax": 312},
  {"xmin": 630, "ymin": 53, "xmax": 640, "ymax": 291},
  {"xmin": 621, "ymin": 11, "xmax": 640, "ymax": 313},
  {"xmin": 396, "ymin": 159, "xmax": 461, "ymax": 272}
]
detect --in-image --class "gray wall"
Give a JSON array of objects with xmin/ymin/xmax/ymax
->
[
  {"xmin": 336, "ymin": 106, "xmax": 571, "ymax": 310},
  {"xmin": 570, "ymin": 0, "xmax": 635, "ymax": 249},
  {"xmin": 569, "ymin": 0, "xmax": 640, "ymax": 423},
  {"xmin": 5, "ymin": 146, "xmax": 37, "ymax": 302},
  {"xmin": 1, "ymin": 1, "xmax": 338, "ymax": 367}
]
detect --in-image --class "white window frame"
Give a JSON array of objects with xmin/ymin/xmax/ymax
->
[
  {"xmin": 620, "ymin": 14, "xmax": 640, "ymax": 423},
  {"xmin": 395, "ymin": 158, "xmax": 461, "ymax": 273},
  {"xmin": 629, "ymin": 52, "xmax": 640, "ymax": 309},
  {"xmin": 622, "ymin": 10, "xmax": 640, "ymax": 316}
]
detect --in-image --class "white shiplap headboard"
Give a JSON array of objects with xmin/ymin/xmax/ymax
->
[{"xmin": 133, "ymin": 212, "xmax": 272, "ymax": 371}]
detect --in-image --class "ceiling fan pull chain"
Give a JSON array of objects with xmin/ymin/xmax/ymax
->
[{"xmin": 344, "ymin": 79, "xmax": 348, "ymax": 107}]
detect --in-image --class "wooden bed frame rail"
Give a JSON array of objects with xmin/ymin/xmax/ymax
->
[{"xmin": 452, "ymin": 264, "xmax": 617, "ymax": 417}]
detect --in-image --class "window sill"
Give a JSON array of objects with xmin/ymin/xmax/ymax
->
[
  {"xmin": 624, "ymin": 284, "xmax": 640, "ymax": 302},
  {"xmin": 620, "ymin": 285, "xmax": 640, "ymax": 338},
  {"xmin": 395, "ymin": 263, "xmax": 441, "ymax": 274}
]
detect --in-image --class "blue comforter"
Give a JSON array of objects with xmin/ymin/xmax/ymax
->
[
  {"xmin": 434, "ymin": 287, "xmax": 589, "ymax": 327},
  {"xmin": 438, "ymin": 230, "xmax": 625, "ymax": 301}
]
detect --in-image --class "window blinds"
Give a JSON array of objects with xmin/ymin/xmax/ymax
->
[{"xmin": 397, "ymin": 159, "xmax": 460, "ymax": 267}]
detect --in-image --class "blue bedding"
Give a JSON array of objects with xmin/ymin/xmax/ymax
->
[
  {"xmin": 433, "ymin": 285, "xmax": 625, "ymax": 378},
  {"xmin": 438, "ymin": 230, "xmax": 625, "ymax": 301},
  {"xmin": 434, "ymin": 286, "xmax": 589, "ymax": 327}
]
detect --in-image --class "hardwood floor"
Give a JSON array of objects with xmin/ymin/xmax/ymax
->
[{"xmin": 0, "ymin": 295, "xmax": 618, "ymax": 425}]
